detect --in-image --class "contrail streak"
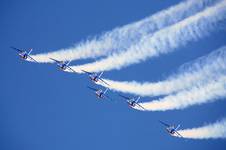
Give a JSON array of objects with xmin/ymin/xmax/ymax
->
[
  {"xmin": 177, "ymin": 118, "xmax": 226, "ymax": 139},
  {"xmin": 96, "ymin": 46, "xmax": 226, "ymax": 97},
  {"xmin": 30, "ymin": 0, "xmax": 217, "ymax": 63},
  {"xmin": 71, "ymin": 0, "xmax": 226, "ymax": 73},
  {"xmin": 135, "ymin": 76, "xmax": 226, "ymax": 111}
]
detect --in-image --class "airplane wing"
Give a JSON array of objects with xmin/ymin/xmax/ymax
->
[
  {"xmin": 136, "ymin": 103, "xmax": 146, "ymax": 110},
  {"xmin": 99, "ymin": 78, "xmax": 110, "ymax": 86},
  {"xmin": 81, "ymin": 69, "xmax": 93, "ymax": 75},
  {"xmin": 87, "ymin": 86, "xmax": 98, "ymax": 92},
  {"xmin": 27, "ymin": 55, "xmax": 38, "ymax": 63},
  {"xmin": 118, "ymin": 94, "xmax": 131, "ymax": 100},
  {"xmin": 11, "ymin": 46, "xmax": 23, "ymax": 53},
  {"xmin": 159, "ymin": 121, "xmax": 170, "ymax": 127},
  {"xmin": 67, "ymin": 66, "xmax": 77, "ymax": 73},
  {"xmin": 49, "ymin": 58, "xmax": 63, "ymax": 64},
  {"xmin": 175, "ymin": 131, "xmax": 183, "ymax": 138}
]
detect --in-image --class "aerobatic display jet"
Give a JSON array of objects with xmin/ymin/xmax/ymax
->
[
  {"xmin": 119, "ymin": 94, "xmax": 146, "ymax": 110},
  {"xmin": 87, "ymin": 86, "xmax": 112, "ymax": 100},
  {"xmin": 50, "ymin": 58, "xmax": 76, "ymax": 73},
  {"xmin": 11, "ymin": 46, "xmax": 37, "ymax": 62},
  {"xmin": 159, "ymin": 121, "xmax": 183, "ymax": 138},
  {"xmin": 82, "ymin": 70, "xmax": 109, "ymax": 85}
]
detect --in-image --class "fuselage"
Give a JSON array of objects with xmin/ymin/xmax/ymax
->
[
  {"xmin": 95, "ymin": 90, "xmax": 104, "ymax": 98},
  {"xmin": 166, "ymin": 127, "xmax": 176, "ymax": 135},
  {"xmin": 90, "ymin": 75, "xmax": 99, "ymax": 82},
  {"xmin": 19, "ymin": 52, "xmax": 28, "ymax": 60},
  {"xmin": 127, "ymin": 100, "xmax": 136, "ymax": 107},
  {"xmin": 58, "ymin": 63, "xmax": 67, "ymax": 70}
]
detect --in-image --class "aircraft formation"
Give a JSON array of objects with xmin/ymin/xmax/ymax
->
[{"xmin": 12, "ymin": 46, "xmax": 184, "ymax": 138}]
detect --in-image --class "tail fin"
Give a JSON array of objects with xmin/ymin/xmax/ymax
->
[
  {"xmin": 175, "ymin": 124, "xmax": 181, "ymax": 130},
  {"xmin": 104, "ymin": 88, "xmax": 108, "ymax": 94},
  {"xmin": 99, "ymin": 72, "xmax": 104, "ymax": 78},
  {"xmin": 136, "ymin": 96, "xmax": 141, "ymax": 103},
  {"xmin": 67, "ymin": 60, "xmax": 71, "ymax": 65},
  {"xmin": 28, "ymin": 48, "xmax": 33, "ymax": 55}
]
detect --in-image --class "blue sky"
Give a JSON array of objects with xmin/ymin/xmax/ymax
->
[{"xmin": 1, "ymin": 0, "xmax": 226, "ymax": 149}]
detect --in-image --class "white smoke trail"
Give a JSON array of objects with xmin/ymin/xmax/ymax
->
[
  {"xmin": 177, "ymin": 118, "xmax": 226, "ymax": 139},
  {"xmin": 30, "ymin": 0, "xmax": 217, "ymax": 63},
  {"xmin": 71, "ymin": 0, "xmax": 226, "ymax": 73},
  {"xmin": 135, "ymin": 76, "xmax": 226, "ymax": 111},
  {"xmin": 96, "ymin": 46, "xmax": 226, "ymax": 97}
]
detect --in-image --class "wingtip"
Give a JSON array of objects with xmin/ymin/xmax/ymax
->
[
  {"xmin": 118, "ymin": 94, "xmax": 124, "ymax": 98},
  {"xmin": 49, "ymin": 57, "xmax": 56, "ymax": 62},
  {"xmin": 10, "ymin": 46, "xmax": 16, "ymax": 50},
  {"xmin": 159, "ymin": 120, "xmax": 164, "ymax": 124}
]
